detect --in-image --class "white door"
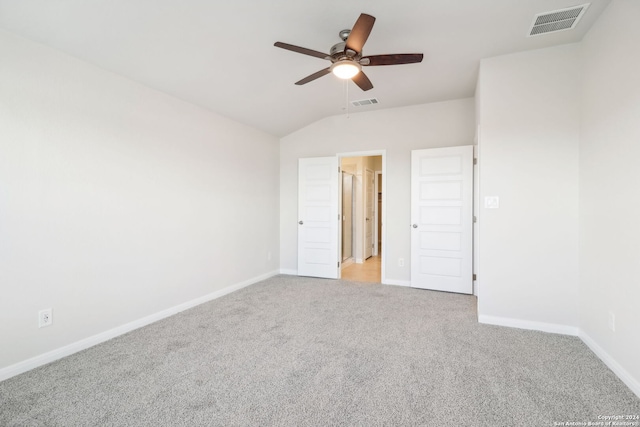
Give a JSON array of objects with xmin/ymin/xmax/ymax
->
[
  {"xmin": 411, "ymin": 146, "xmax": 473, "ymax": 294},
  {"xmin": 364, "ymin": 169, "xmax": 374, "ymax": 259},
  {"xmin": 298, "ymin": 157, "xmax": 339, "ymax": 279}
]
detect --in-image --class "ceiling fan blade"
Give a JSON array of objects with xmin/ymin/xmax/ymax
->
[
  {"xmin": 352, "ymin": 71, "xmax": 373, "ymax": 91},
  {"xmin": 362, "ymin": 54, "xmax": 424, "ymax": 66},
  {"xmin": 345, "ymin": 13, "xmax": 376, "ymax": 54},
  {"xmin": 295, "ymin": 68, "xmax": 331, "ymax": 85},
  {"xmin": 274, "ymin": 42, "xmax": 330, "ymax": 60}
]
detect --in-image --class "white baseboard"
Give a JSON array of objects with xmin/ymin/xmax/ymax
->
[
  {"xmin": 439, "ymin": 314, "xmax": 640, "ymax": 399},
  {"xmin": 5, "ymin": 275, "xmax": 637, "ymax": 401},
  {"xmin": 341, "ymin": 258, "xmax": 354, "ymax": 268},
  {"xmin": 0, "ymin": 270, "xmax": 278, "ymax": 383},
  {"xmin": 383, "ymin": 279, "xmax": 411, "ymax": 287},
  {"xmin": 478, "ymin": 314, "xmax": 580, "ymax": 336},
  {"xmin": 279, "ymin": 269, "xmax": 297, "ymax": 275},
  {"xmin": 579, "ymin": 331, "xmax": 640, "ymax": 399}
]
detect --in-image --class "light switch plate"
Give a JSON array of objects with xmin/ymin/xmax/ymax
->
[{"xmin": 484, "ymin": 196, "xmax": 500, "ymax": 209}]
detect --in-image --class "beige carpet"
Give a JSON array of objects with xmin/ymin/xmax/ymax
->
[{"xmin": 1, "ymin": 275, "xmax": 638, "ymax": 426}]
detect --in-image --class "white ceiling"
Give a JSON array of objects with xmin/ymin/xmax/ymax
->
[{"xmin": 0, "ymin": 0, "xmax": 611, "ymax": 136}]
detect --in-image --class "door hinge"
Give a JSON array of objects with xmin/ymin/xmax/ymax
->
[
  {"xmin": 473, "ymin": 274, "xmax": 477, "ymax": 281},
  {"xmin": 473, "ymin": 158, "xmax": 477, "ymax": 165},
  {"xmin": 338, "ymin": 261, "xmax": 340, "ymax": 268},
  {"xmin": 473, "ymin": 216, "xmax": 477, "ymax": 223}
]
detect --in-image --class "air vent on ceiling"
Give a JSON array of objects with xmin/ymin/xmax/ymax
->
[
  {"xmin": 528, "ymin": 3, "xmax": 590, "ymax": 37},
  {"xmin": 351, "ymin": 98, "xmax": 379, "ymax": 107}
]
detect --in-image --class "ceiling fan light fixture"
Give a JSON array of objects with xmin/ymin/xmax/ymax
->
[
  {"xmin": 331, "ymin": 60, "xmax": 361, "ymax": 79},
  {"xmin": 274, "ymin": 13, "xmax": 423, "ymax": 91}
]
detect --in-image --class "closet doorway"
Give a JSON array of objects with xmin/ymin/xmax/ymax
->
[{"xmin": 340, "ymin": 155, "xmax": 383, "ymax": 283}]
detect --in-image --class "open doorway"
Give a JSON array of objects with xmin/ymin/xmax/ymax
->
[{"xmin": 340, "ymin": 155, "xmax": 382, "ymax": 283}]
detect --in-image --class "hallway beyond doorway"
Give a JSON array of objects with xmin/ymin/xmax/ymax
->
[{"xmin": 341, "ymin": 255, "xmax": 381, "ymax": 283}]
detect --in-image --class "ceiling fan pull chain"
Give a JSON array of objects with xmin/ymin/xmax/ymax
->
[{"xmin": 345, "ymin": 79, "xmax": 350, "ymax": 119}]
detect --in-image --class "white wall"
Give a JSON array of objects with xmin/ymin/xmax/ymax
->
[
  {"xmin": 476, "ymin": 44, "xmax": 581, "ymax": 333},
  {"xmin": 280, "ymin": 99, "xmax": 475, "ymax": 283},
  {"xmin": 579, "ymin": 0, "xmax": 640, "ymax": 392},
  {"xmin": 0, "ymin": 31, "xmax": 280, "ymax": 372}
]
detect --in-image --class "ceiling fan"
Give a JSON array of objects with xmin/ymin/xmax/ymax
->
[{"xmin": 274, "ymin": 13, "xmax": 423, "ymax": 91}]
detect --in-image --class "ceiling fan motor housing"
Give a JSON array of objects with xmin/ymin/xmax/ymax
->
[
  {"xmin": 330, "ymin": 42, "xmax": 346, "ymax": 57},
  {"xmin": 330, "ymin": 41, "xmax": 360, "ymax": 61}
]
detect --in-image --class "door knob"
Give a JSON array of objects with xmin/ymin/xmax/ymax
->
[
  {"xmin": 412, "ymin": 224, "xmax": 418, "ymax": 228},
  {"xmin": 298, "ymin": 221, "xmax": 303, "ymax": 225}
]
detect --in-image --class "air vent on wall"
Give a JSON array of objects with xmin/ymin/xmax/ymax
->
[
  {"xmin": 528, "ymin": 3, "xmax": 590, "ymax": 37},
  {"xmin": 351, "ymin": 98, "xmax": 379, "ymax": 107}
]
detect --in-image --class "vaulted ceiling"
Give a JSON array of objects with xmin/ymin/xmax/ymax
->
[{"xmin": 0, "ymin": 0, "xmax": 611, "ymax": 136}]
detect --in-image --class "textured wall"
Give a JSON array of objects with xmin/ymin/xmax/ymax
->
[
  {"xmin": 476, "ymin": 44, "xmax": 581, "ymax": 332},
  {"xmin": 0, "ymin": 30, "xmax": 280, "ymax": 370},
  {"xmin": 579, "ymin": 0, "xmax": 640, "ymax": 392}
]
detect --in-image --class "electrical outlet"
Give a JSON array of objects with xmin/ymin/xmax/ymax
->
[
  {"xmin": 398, "ymin": 258, "xmax": 404, "ymax": 267},
  {"xmin": 38, "ymin": 308, "xmax": 53, "ymax": 328},
  {"xmin": 608, "ymin": 311, "xmax": 615, "ymax": 332}
]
